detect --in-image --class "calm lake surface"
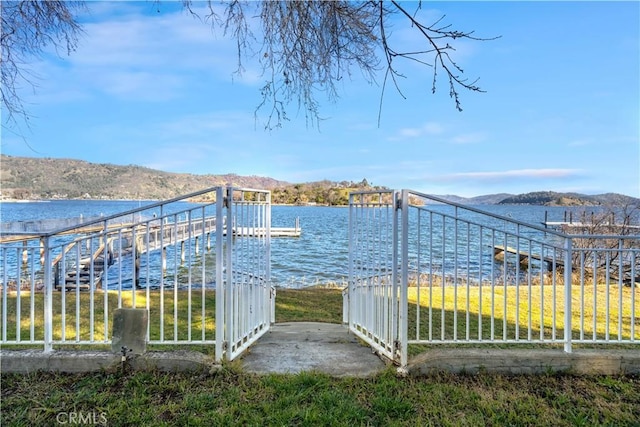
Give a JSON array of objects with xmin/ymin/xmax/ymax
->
[{"xmin": 0, "ymin": 200, "xmax": 582, "ymax": 288}]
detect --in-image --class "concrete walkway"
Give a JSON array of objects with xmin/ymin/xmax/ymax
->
[{"xmin": 240, "ymin": 322, "xmax": 387, "ymax": 377}]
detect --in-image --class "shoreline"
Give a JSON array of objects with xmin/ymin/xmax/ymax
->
[{"xmin": 1, "ymin": 198, "xmax": 351, "ymax": 207}]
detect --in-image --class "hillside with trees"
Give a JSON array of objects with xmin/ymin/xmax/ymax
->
[
  {"xmin": 0, "ymin": 155, "xmax": 288, "ymax": 200},
  {"xmin": 271, "ymin": 179, "xmax": 380, "ymax": 206},
  {"xmin": 497, "ymin": 191, "xmax": 639, "ymax": 207},
  {"xmin": 0, "ymin": 155, "xmax": 380, "ymax": 204},
  {"xmin": 1, "ymin": 156, "xmax": 637, "ymax": 207}
]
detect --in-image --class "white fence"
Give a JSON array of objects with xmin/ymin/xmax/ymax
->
[
  {"xmin": 348, "ymin": 190, "xmax": 399, "ymax": 362},
  {"xmin": 347, "ymin": 190, "xmax": 639, "ymax": 368},
  {"xmin": 223, "ymin": 187, "xmax": 272, "ymax": 360},
  {"xmin": 0, "ymin": 187, "xmax": 273, "ymax": 362}
]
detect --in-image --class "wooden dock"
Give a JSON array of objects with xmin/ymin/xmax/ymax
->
[
  {"xmin": 0, "ymin": 222, "xmax": 135, "ymax": 244},
  {"xmin": 51, "ymin": 215, "xmax": 300, "ymax": 290},
  {"xmin": 493, "ymin": 245, "xmax": 563, "ymax": 270},
  {"xmin": 543, "ymin": 221, "xmax": 640, "ymax": 232},
  {"xmin": 232, "ymin": 227, "xmax": 301, "ymax": 238},
  {"xmin": 52, "ymin": 217, "xmax": 219, "ymax": 290},
  {"xmin": 231, "ymin": 218, "xmax": 301, "ymax": 238},
  {"xmin": 55, "ymin": 249, "xmax": 111, "ymax": 291}
]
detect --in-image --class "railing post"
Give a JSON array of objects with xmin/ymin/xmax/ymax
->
[
  {"xmin": 265, "ymin": 191, "xmax": 272, "ymax": 325},
  {"xmin": 43, "ymin": 236, "xmax": 53, "ymax": 353},
  {"xmin": 347, "ymin": 193, "xmax": 354, "ymax": 329},
  {"xmin": 564, "ymin": 236, "xmax": 573, "ymax": 353},
  {"xmin": 342, "ymin": 287, "xmax": 349, "ymax": 324},
  {"xmin": 271, "ymin": 287, "xmax": 276, "ymax": 324},
  {"xmin": 215, "ymin": 187, "xmax": 224, "ymax": 362},
  {"xmin": 224, "ymin": 187, "xmax": 234, "ymax": 359},
  {"xmin": 390, "ymin": 193, "xmax": 399, "ymax": 357},
  {"xmin": 398, "ymin": 190, "xmax": 409, "ymax": 369}
]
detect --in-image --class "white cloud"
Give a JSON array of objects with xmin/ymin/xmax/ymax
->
[
  {"xmin": 567, "ymin": 139, "xmax": 591, "ymax": 147},
  {"xmin": 36, "ymin": 2, "xmax": 255, "ymax": 105},
  {"xmin": 399, "ymin": 128, "xmax": 422, "ymax": 138},
  {"xmin": 450, "ymin": 132, "xmax": 486, "ymax": 145},
  {"xmin": 442, "ymin": 168, "xmax": 584, "ymax": 181},
  {"xmin": 389, "ymin": 122, "xmax": 445, "ymax": 140},
  {"xmin": 97, "ymin": 71, "xmax": 185, "ymax": 101}
]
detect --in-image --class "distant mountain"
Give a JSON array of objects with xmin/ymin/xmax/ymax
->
[
  {"xmin": 432, "ymin": 191, "xmax": 639, "ymax": 206},
  {"xmin": 0, "ymin": 155, "xmax": 381, "ymax": 205},
  {"xmin": 421, "ymin": 193, "xmax": 514, "ymax": 205},
  {"xmin": 1, "ymin": 155, "xmax": 637, "ymax": 206},
  {"xmin": 467, "ymin": 193, "xmax": 515, "ymax": 205},
  {"xmin": 0, "ymin": 155, "xmax": 289, "ymax": 200}
]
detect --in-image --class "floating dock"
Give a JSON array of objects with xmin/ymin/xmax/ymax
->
[
  {"xmin": 493, "ymin": 245, "xmax": 562, "ymax": 270},
  {"xmin": 542, "ymin": 210, "xmax": 640, "ymax": 231},
  {"xmin": 233, "ymin": 218, "xmax": 301, "ymax": 238},
  {"xmin": 543, "ymin": 221, "xmax": 640, "ymax": 232},
  {"xmin": 233, "ymin": 227, "xmax": 301, "ymax": 237}
]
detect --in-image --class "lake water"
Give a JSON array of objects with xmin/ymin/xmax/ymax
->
[{"xmin": 0, "ymin": 200, "xmax": 586, "ymax": 288}]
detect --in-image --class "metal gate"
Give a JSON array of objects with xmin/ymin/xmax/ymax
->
[
  {"xmin": 0, "ymin": 186, "xmax": 272, "ymax": 363},
  {"xmin": 347, "ymin": 190, "xmax": 403, "ymax": 363},
  {"xmin": 349, "ymin": 189, "xmax": 639, "ymax": 369},
  {"xmin": 218, "ymin": 187, "xmax": 273, "ymax": 361}
]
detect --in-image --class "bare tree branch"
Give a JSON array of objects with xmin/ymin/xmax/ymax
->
[
  {"xmin": 1, "ymin": 1, "xmax": 86, "ymax": 130},
  {"xmin": 568, "ymin": 203, "xmax": 640, "ymax": 284},
  {"xmin": 388, "ymin": 1, "xmax": 499, "ymax": 113},
  {"xmin": 2, "ymin": 1, "xmax": 498, "ymax": 132}
]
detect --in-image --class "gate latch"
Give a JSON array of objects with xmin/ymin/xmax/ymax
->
[{"xmin": 395, "ymin": 195, "xmax": 403, "ymax": 211}]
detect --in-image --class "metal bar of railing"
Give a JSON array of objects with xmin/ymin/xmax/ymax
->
[
  {"xmin": 200, "ymin": 207, "xmax": 206, "ymax": 342},
  {"xmin": 103, "ymin": 222, "xmax": 109, "ymax": 342},
  {"xmin": 564, "ymin": 236, "xmax": 573, "ymax": 353},
  {"xmin": 43, "ymin": 236, "xmax": 53, "ymax": 352},
  {"xmin": 224, "ymin": 187, "xmax": 234, "ymax": 358},
  {"xmin": 399, "ymin": 190, "xmax": 409, "ymax": 367},
  {"xmin": 632, "ymin": 251, "xmax": 637, "ymax": 341},
  {"xmin": 215, "ymin": 187, "xmax": 224, "ymax": 362},
  {"xmin": 2, "ymin": 249, "xmax": 7, "ymax": 342}
]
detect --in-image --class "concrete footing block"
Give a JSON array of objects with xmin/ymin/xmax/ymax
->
[
  {"xmin": 111, "ymin": 308, "xmax": 148, "ymax": 355},
  {"xmin": 0, "ymin": 350, "xmax": 219, "ymax": 374},
  {"xmin": 129, "ymin": 350, "xmax": 217, "ymax": 373},
  {"xmin": 0, "ymin": 350, "xmax": 120, "ymax": 374},
  {"xmin": 407, "ymin": 349, "xmax": 640, "ymax": 376}
]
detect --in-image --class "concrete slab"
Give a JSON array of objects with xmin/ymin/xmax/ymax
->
[{"xmin": 240, "ymin": 322, "xmax": 387, "ymax": 377}]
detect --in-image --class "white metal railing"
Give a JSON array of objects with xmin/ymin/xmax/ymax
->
[
  {"xmin": 347, "ymin": 190, "xmax": 399, "ymax": 362},
  {"xmin": 0, "ymin": 186, "xmax": 273, "ymax": 362},
  {"xmin": 347, "ymin": 189, "xmax": 639, "ymax": 367},
  {"xmin": 224, "ymin": 187, "xmax": 272, "ymax": 360}
]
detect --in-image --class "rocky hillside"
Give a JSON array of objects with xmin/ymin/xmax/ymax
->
[{"xmin": 0, "ymin": 155, "xmax": 288, "ymax": 200}]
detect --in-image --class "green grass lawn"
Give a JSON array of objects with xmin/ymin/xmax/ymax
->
[
  {"xmin": 2, "ymin": 287, "xmax": 639, "ymax": 426},
  {"xmin": 1, "ymin": 283, "xmax": 637, "ymax": 353},
  {"xmin": 2, "ymin": 355, "xmax": 639, "ymax": 426},
  {"xmin": 275, "ymin": 287, "xmax": 343, "ymax": 323},
  {"xmin": 0, "ymin": 287, "xmax": 342, "ymax": 346}
]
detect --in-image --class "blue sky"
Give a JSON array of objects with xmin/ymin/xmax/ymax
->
[{"xmin": 1, "ymin": 1, "xmax": 639, "ymax": 197}]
